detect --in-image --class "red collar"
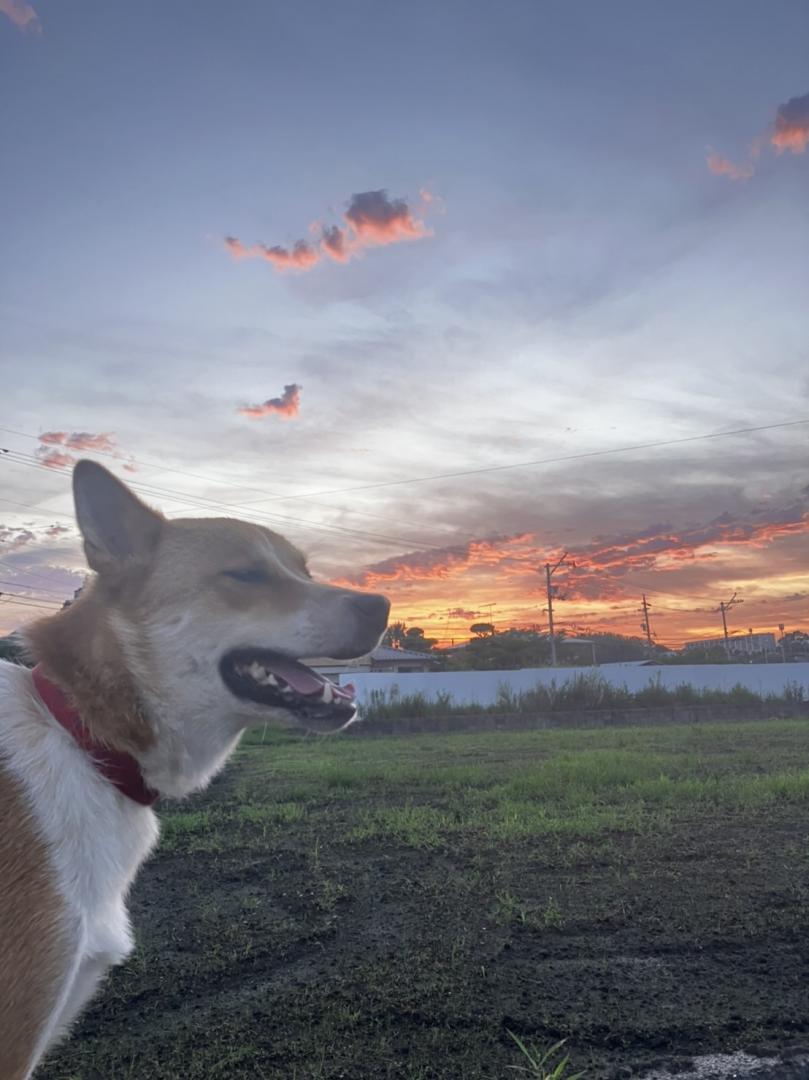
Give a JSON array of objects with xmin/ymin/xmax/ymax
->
[{"xmin": 32, "ymin": 664, "xmax": 159, "ymax": 807}]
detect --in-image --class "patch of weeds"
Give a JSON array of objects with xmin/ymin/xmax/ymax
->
[
  {"xmin": 160, "ymin": 809, "xmax": 216, "ymax": 852},
  {"xmin": 493, "ymin": 892, "xmax": 565, "ymax": 931},
  {"xmin": 494, "ymin": 889, "xmax": 530, "ymax": 925},
  {"xmin": 348, "ymin": 804, "xmax": 451, "ymax": 849},
  {"xmin": 507, "ymin": 1032, "xmax": 585, "ymax": 1078},
  {"xmin": 239, "ymin": 801, "xmax": 305, "ymax": 825},
  {"xmin": 534, "ymin": 896, "xmax": 565, "ymax": 930}
]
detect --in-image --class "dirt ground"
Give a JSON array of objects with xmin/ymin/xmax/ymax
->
[{"xmin": 40, "ymin": 725, "xmax": 809, "ymax": 1080}]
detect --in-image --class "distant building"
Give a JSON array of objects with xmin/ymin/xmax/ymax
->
[
  {"xmin": 309, "ymin": 645, "xmax": 436, "ymax": 680},
  {"xmin": 686, "ymin": 632, "xmax": 777, "ymax": 656}
]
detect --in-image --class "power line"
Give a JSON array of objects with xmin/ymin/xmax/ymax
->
[
  {"xmin": 0, "ymin": 560, "xmax": 79, "ymax": 591},
  {"xmin": 0, "ymin": 495, "xmax": 74, "ymax": 521},
  {"xmin": 717, "ymin": 592, "xmax": 744, "ymax": 657},
  {"xmin": 0, "ymin": 578, "xmax": 69, "ymax": 600},
  {"xmin": 0, "ymin": 593, "xmax": 63, "ymax": 610},
  {"xmin": 232, "ymin": 418, "xmax": 809, "ymax": 501},
  {"xmin": 0, "ymin": 425, "xmax": 424, "ymax": 530},
  {"xmin": 640, "ymin": 594, "xmax": 655, "ymax": 653},
  {"xmin": 542, "ymin": 552, "xmax": 573, "ymax": 667},
  {"xmin": 0, "ymin": 450, "xmax": 445, "ymax": 552}
]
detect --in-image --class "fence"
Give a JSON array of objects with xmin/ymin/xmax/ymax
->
[{"xmin": 338, "ymin": 662, "xmax": 809, "ymax": 709}]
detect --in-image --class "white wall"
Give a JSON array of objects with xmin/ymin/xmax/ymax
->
[{"xmin": 338, "ymin": 663, "xmax": 809, "ymax": 708}]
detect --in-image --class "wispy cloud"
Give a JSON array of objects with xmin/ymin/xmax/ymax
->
[
  {"xmin": 35, "ymin": 447, "xmax": 77, "ymax": 469},
  {"xmin": 237, "ymin": 383, "xmax": 301, "ymax": 420},
  {"xmin": 40, "ymin": 431, "xmax": 117, "ymax": 452},
  {"xmin": 333, "ymin": 503, "xmax": 809, "ymax": 643},
  {"xmin": 225, "ymin": 188, "xmax": 433, "ymax": 274},
  {"xmin": 31, "ymin": 430, "xmax": 132, "ymax": 471},
  {"xmin": 0, "ymin": 0, "xmax": 41, "ymax": 33},
  {"xmin": 706, "ymin": 150, "xmax": 755, "ymax": 182},
  {"xmin": 225, "ymin": 236, "xmax": 320, "ymax": 271},
  {"xmin": 708, "ymin": 91, "xmax": 809, "ymax": 179},
  {"xmin": 0, "ymin": 525, "xmax": 36, "ymax": 551}
]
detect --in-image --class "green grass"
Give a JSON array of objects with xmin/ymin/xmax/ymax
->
[
  {"xmin": 224, "ymin": 720, "xmax": 809, "ymax": 853},
  {"xmin": 45, "ymin": 716, "xmax": 809, "ymax": 1079},
  {"xmin": 506, "ymin": 1033, "xmax": 586, "ymax": 1078}
]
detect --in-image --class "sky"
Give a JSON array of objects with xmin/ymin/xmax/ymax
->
[{"xmin": 1, "ymin": 0, "xmax": 808, "ymax": 649}]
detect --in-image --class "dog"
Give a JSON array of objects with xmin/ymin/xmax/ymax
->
[{"xmin": 0, "ymin": 460, "xmax": 389, "ymax": 1079}]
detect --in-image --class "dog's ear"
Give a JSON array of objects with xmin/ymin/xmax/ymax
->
[{"xmin": 72, "ymin": 460, "xmax": 164, "ymax": 574}]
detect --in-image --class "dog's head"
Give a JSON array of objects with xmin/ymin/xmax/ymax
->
[{"xmin": 71, "ymin": 460, "xmax": 389, "ymax": 735}]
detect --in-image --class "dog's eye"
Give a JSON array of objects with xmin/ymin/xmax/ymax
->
[{"xmin": 223, "ymin": 567, "xmax": 270, "ymax": 585}]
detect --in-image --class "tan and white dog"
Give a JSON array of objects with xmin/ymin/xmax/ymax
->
[{"xmin": 0, "ymin": 460, "xmax": 389, "ymax": 1079}]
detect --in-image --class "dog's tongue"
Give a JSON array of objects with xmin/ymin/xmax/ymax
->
[{"xmin": 266, "ymin": 656, "xmax": 353, "ymax": 700}]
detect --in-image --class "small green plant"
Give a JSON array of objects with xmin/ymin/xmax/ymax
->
[{"xmin": 506, "ymin": 1031, "xmax": 585, "ymax": 1078}]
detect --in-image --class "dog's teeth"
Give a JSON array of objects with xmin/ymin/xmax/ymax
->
[{"xmin": 321, "ymin": 682, "xmax": 333, "ymax": 704}]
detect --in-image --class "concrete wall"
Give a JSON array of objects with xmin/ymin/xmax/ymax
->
[{"xmin": 338, "ymin": 662, "xmax": 809, "ymax": 708}]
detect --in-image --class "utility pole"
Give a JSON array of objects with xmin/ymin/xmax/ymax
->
[
  {"xmin": 718, "ymin": 592, "xmax": 743, "ymax": 658},
  {"xmin": 640, "ymin": 594, "xmax": 654, "ymax": 655},
  {"xmin": 544, "ymin": 553, "xmax": 571, "ymax": 667}
]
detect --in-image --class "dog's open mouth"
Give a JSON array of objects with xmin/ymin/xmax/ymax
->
[{"xmin": 219, "ymin": 648, "xmax": 357, "ymax": 732}]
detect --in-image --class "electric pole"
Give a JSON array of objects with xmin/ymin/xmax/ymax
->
[
  {"xmin": 718, "ymin": 592, "xmax": 743, "ymax": 658},
  {"xmin": 640, "ymin": 594, "xmax": 654, "ymax": 655},
  {"xmin": 544, "ymin": 553, "xmax": 571, "ymax": 667}
]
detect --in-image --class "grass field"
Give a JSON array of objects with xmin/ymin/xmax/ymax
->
[{"xmin": 42, "ymin": 719, "xmax": 809, "ymax": 1079}]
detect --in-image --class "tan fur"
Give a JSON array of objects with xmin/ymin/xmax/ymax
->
[
  {"xmin": 26, "ymin": 590, "xmax": 154, "ymax": 756},
  {"xmin": 0, "ymin": 762, "xmax": 73, "ymax": 1080},
  {"xmin": 26, "ymin": 516, "xmax": 319, "ymax": 754},
  {"xmin": 1, "ymin": 462, "xmax": 389, "ymax": 1076}
]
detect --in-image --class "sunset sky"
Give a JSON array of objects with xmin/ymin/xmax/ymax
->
[{"xmin": 1, "ymin": 0, "xmax": 808, "ymax": 649}]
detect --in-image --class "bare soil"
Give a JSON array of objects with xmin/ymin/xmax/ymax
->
[{"xmin": 40, "ymin": 736, "xmax": 809, "ymax": 1079}]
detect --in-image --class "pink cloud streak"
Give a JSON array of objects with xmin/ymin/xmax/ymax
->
[{"xmin": 224, "ymin": 188, "xmax": 433, "ymax": 274}]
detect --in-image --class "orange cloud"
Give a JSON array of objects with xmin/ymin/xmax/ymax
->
[
  {"xmin": 771, "ymin": 92, "xmax": 809, "ymax": 154},
  {"xmin": 0, "ymin": 0, "xmax": 41, "ymax": 32},
  {"xmin": 225, "ymin": 236, "xmax": 320, "ymax": 271},
  {"xmin": 36, "ymin": 447, "xmax": 76, "ymax": 469},
  {"xmin": 709, "ymin": 91, "xmax": 808, "ymax": 179},
  {"xmin": 321, "ymin": 224, "xmax": 351, "ymax": 263},
  {"xmin": 224, "ymin": 188, "xmax": 433, "ymax": 274},
  {"xmin": 238, "ymin": 383, "xmax": 301, "ymax": 420},
  {"xmin": 343, "ymin": 190, "xmax": 431, "ymax": 247},
  {"xmin": 335, "ymin": 508, "xmax": 809, "ymax": 647},
  {"xmin": 706, "ymin": 151, "xmax": 754, "ymax": 181},
  {"xmin": 40, "ymin": 430, "xmax": 117, "ymax": 452}
]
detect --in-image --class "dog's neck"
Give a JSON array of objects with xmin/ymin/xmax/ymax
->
[{"xmin": 26, "ymin": 588, "xmax": 244, "ymax": 802}]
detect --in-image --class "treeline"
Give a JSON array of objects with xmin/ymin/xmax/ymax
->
[{"xmin": 382, "ymin": 623, "xmax": 809, "ymax": 668}]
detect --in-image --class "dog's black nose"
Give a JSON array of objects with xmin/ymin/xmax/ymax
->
[{"xmin": 348, "ymin": 592, "xmax": 390, "ymax": 629}]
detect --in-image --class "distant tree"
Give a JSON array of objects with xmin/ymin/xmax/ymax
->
[
  {"xmin": 382, "ymin": 621, "xmax": 408, "ymax": 649},
  {"xmin": 782, "ymin": 631, "xmax": 809, "ymax": 660},
  {"xmin": 658, "ymin": 645, "xmax": 730, "ymax": 665},
  {"xmin": 447, "ymin": 628, "xmax": 552, "ymax": 670},
  {"xmin": 573, "ymin": 632, "xmax": 651, "ymax": 664},
  {"xmin": 382, "ymin": 622, "xmax": 437, "ymax": 652},
  {"xmin": 469, "ymin": 622, "xmax": 495, "ymax": 638},
  {"xmin": 401, "ymin": 626, "xmax": 438, "ymax": 653}
]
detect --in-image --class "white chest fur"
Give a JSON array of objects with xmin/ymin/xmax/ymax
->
[{"xmin": 0, "ymin": 661, "xmax": 160, "ymax": 1061}]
